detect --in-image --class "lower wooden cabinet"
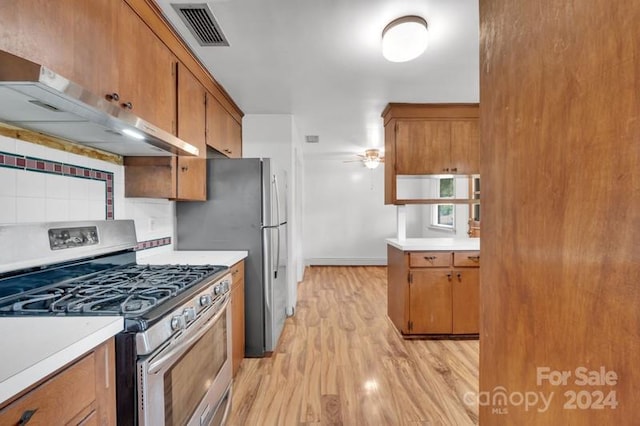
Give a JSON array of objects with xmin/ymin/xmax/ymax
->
[
  {"xmin": 387, "ymin": 245, "xmax": 479, "ymax": 336},
  {"xmin": 230, "ymin": 260, "xmax": 245, "ymax": 377},
  {"xmin": 0, "ymin": 338, "xmax": 116, "ymax": 425}
]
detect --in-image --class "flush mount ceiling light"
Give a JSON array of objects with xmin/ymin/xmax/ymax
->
[{"xmin": 382, "ymin": 16, "xmax": 428, "ymax": 63}]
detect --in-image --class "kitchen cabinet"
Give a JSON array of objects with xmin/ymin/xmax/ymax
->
[
  {"xmin": 382, "ymin": 103, "xmax": 479, "ymax": 204},
  {"xmin": 230, "ymin": 260, "xmax": 245, "ymax": 376},
  {"xmin": 206, "ymin": 93, "xmax": 243, "ymax": 158},
  {"xmin": 124, "ymin": 63, "xmax": 207, "ymax": 200},
  {"xmin": 116, "ymin": 1, "xmax": 177, "ymax": 134},
  {"xmin": 387, "ymin": 245, "xmax": 479, "ymax": 336},
  {"xmin": 0, "ymin": 339, "xmax": 116, "ymax": 425},
  {"xmin": 0, "ymin": 0, "xmax": 176, "ymax": 136}
]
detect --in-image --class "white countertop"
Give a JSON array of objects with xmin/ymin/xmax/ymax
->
[
  {"xmin": 0, "ymin": 316, "xmax": 123, "ymax": 405},
  {"xmin": 137, "ymin": 250, "xmax": 248, "ymax": 267},
  {"xmin": 386, "ymin": 238, "xmax": 480, "ymax": 251}
]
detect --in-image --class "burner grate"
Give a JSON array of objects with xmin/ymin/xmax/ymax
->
[{"xmin": 0, "ymin": 264, "xmax": 226, "ymax": 317}]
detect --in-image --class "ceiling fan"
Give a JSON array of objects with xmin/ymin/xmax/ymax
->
[{"xmin": 344, "ymin": 148, "xmax": 385, "ymax": 169}]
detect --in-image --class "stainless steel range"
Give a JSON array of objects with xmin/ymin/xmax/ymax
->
[{"xmin": 0, "ymin": 220, "xmax": 233, "ymax": 426}]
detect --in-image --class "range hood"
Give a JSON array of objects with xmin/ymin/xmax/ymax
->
[{"xmin": 0, "ymin": 50, "xmax": 198, "ymax": 157}]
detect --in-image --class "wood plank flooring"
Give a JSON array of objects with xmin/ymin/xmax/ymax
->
[{"xmin": 227, "ymin": 266, "xmax": 478, "ymax": 426}]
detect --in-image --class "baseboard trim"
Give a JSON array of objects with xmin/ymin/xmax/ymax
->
[{"xmin": 305, "ymin": 258, "xmax": 387, "ymax": 266}]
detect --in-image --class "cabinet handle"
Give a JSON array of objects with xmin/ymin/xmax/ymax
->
[
  {"xmin": 18, "ymin": 409, "xmax": 37, "ymax": 425},
  {"xmin": 451, "ymin": 167, "xmax": 458, "ymax": 172},
  {"xmin": 446, "ymin": 273, "xmax": 452, "ymax": 280},
  {"xmin": 121, "ymin": 101, "xmax": 133, "ymax": 110},
  {"xmin": 181, "ymin": 166, "xmax": 189, "ymax": 172},
  {"xmin": 224, "ymin": 149, "xmax": 232, "ymax": 154},
  {"xmin": 442, "ymin": 168, "xmax": 449, "ymax": 172},
  {"xmin": 457, "ymin": 272, "xmax": 462, "ymax": 280},
  {"xmin": 467, "ymin": 255, "xmax": 480, "ymax": 262},
  {"xmin": 105, "ymin": 92, "xmax": 120, "ymax": 102},
  {"xmin": 423, "ymin": 256, "xmax": 436, "ymax": 261}
]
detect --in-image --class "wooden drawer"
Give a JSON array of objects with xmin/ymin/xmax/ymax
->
[
  {"xmin": 230, "ymin": 260, "xmax": 245, "ymax": 289},
  {"xmin": 409, "ymin": 252, "xmax": 451, "ymax": 268},
  {"xmin": 453, "ymin": 251, "xmax": 481, "ymax": 267},
  {"xmin": 0, "ymin": 352, "xmax": 96, "ymax": 425}
]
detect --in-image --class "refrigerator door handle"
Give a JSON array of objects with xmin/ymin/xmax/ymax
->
[{"xmin": 273, "ymin": 175, "xmax": 281, "ymax": 279}]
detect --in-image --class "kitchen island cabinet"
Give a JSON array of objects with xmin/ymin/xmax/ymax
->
[{"xmin": 387, "ymin": 239, "xmax": 480, "ymax": 336}]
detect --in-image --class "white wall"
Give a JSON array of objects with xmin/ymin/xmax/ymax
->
[
  {"xmin": 303, "ymin": 157, "xmax": 396, "ymax": 265},
  {"xmin": 0, "ymin": 135, "xmax": 175, "ymax": 255},
  {"xmin": 242, "ymin": 114, "xmax": 304, "ymax": 314}
]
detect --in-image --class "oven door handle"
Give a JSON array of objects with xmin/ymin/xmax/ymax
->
[{"xmin": 147, "ymin": 295, "xmax": 229, "ymax": 375}]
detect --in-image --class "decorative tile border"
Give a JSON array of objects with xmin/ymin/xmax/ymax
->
[
  {"xmin": 0, "ymin": 150, "xmax": 115, "ymax": 219},
  {"xmin": 134, "ymin": 237, "xmax": 172, "ymax": 251}
]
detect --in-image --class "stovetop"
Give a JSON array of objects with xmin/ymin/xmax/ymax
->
[{"xmin": 0, "ymin": 262, "xmax": 228, "ymax": 321}]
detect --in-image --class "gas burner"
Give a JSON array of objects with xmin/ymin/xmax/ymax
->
[{"xmin": 0, "ymin": 263, "xmax": 227, "ymax": 317}]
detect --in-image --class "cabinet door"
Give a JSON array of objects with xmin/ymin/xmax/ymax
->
[
  {"xmin": 176, "ymin": 64, "xmax": 206, "ymax": 201},
  {"xmin": 205, "ymin": 93, "xmax": 228, "ymax": 154},
  {"xmin": 117, "ymin": 2, "xmax": 176, "ymax": 134},
  {"xmin": 409, "ymin": 270, "xmax": 452, "ymax": 333},
  {"xmin": 396, "ymin": 120, "xmax": 451, "ymax": 174},
  {"xmin": 452, "ymin": 268, "xmax": 479, "ymax": 334},
  {"xmin": 0, "ymin": 339, "xmax": 115, "ymax": 425},
  {"xmin": 450, "ymin": 120, "xmax": 479, "ymax": 174},
  {"xmin": 0, "ymin": 0, "xmax": 118, "ymax": 100},
  {"xmin": 226, "ymin": 116, "xmax": 243, "ymax": 158}
]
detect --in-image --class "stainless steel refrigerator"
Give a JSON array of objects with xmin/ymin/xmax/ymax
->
[{"xmin": 176, "ymin": 158, "xmax": 287, "ymax": 357}]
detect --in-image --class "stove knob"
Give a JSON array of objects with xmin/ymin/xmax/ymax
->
[
  {"xmin": 199, "ymin": 294, "xmax": 212, "ymax": 307},
  {"xmin": 214, "ymin": 285, "xmax": 221, "ymax": 296},
  {"xmin": 222, "ymin": 280, "xmax": 230, "ymax": 293},
  {"xmin": 171, "ymin": 315, "xmax": 186, "ymax": 331},
  {"xmin": 183, "ymin": 307, "xmax": 196, "ymax": 323}
]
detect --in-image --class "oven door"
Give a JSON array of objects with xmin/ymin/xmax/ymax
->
[{"xmin": 137, "ymin": 294, "xmax": 232, "ymax": 426}]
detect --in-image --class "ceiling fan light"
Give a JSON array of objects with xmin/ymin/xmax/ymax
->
[
  {"xmin": 382, "ymin": 16, "xmax": 428, "ymax": 63},
  {"xmin": 364, "ymin": 157, "xmax": 381, "ymax": 169}
]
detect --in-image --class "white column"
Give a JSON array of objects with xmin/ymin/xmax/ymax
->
[{"xmin": 397, "ymin": 205, "xmax": 406, "ymax": 241}]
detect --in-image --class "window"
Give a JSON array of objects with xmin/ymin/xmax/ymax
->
[{"xmin": 432, "ymin": 177, "xmax": 455, "ymax": 228}]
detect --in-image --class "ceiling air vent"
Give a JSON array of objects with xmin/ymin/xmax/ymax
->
[
  {"xmin": 171, "ymin": 3, "xmax": 229, "ymax": 46},
  {"xmin": 305, "ymin": 135, "xmax": 320, "ymax": 144}
]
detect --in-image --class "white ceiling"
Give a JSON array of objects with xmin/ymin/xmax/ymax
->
[{"xmin": 156, "ymin": 0, "xmax": 479, "ymax": 158}]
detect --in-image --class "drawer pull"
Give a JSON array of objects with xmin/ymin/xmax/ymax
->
[
  {"xmin": 19, "ymin": 409, "xmax": 37, "ymax": 425},
  {"xmin": 467, "ymin": 255, "xmax": 480, "ymax": 262},
  {"xmin": 423, "ymin": 256, "xmax": 437, "ymax": 261},
  {"xmin": 446, "ymin": 273, "xmax": 452, "ymax": 280},
  {"xmin": 457, "ymin": 272, "xmax": 462, "ymax": 280}
]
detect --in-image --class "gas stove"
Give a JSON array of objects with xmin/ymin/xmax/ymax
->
[{"xmin": 0, "ymin": 220, "xmax": 234, "ymax": 425}]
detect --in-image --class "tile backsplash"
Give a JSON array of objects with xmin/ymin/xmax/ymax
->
[{"xmin": 0, "ymin": 135, "xmax": 174, "ymax": 251}]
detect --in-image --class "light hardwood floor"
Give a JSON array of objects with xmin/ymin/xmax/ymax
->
[{"xmin": 227, "ymin": 266, "xmax": 479, "ymax": 425}]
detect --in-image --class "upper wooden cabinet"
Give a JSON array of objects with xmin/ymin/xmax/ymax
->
[
  {"xmin": 206, "ymin": 93, "xmax": 243, "ymax": 158},
  {"xmin": 0, "ymin": 0, "xmax": 118, "ymax": 103},
  {"xmin": 383, "ymin": 103, "xmax": 480, "ymax": 204},
  {"xmin": 124, "ymin": 63, "xmax": 207, "ymax": 200},
  {"xmin": 116, "ymin": 1, "xmax": 177, "ymax": 134},
  {"xmin": 0, "ymin": 0, "xmax": 177, "ymax": 135},
  {"xmin": 175, "ymin": 64, "xmax": 207, "ymax": 200},
  {"xmin": 0, "ymin": 0, "xmax": 244, "ymax": 200}
]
